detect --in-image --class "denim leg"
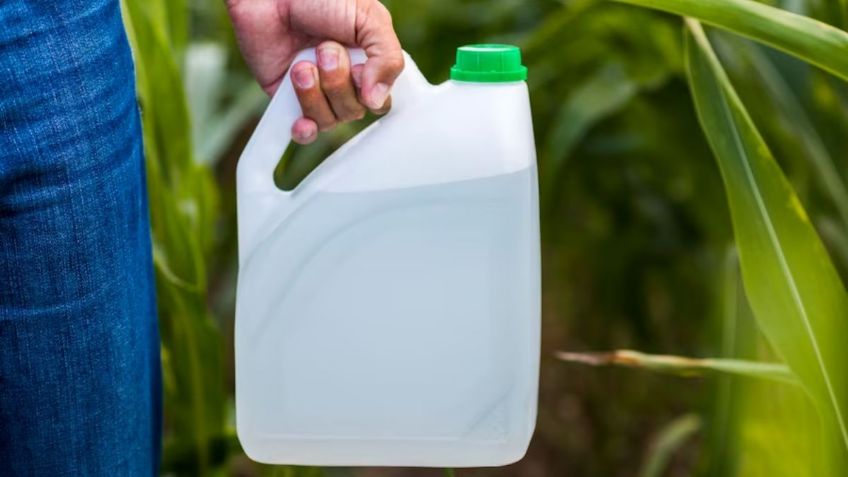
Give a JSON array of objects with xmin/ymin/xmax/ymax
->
[{"xmin": 0, "ymin": 0, "xmax": 160, "ymax": 475}]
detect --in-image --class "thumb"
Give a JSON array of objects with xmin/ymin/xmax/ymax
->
[{"xmin": 355, "ymin": 1, "xmax": 404, "ymax": 110}]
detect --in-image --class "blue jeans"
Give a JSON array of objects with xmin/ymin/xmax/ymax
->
[{"xmin": 0, "ymin": 0, "xmax": 161, "ymax": 475}]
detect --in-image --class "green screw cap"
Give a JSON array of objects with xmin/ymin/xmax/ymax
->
[{"xmin": 450, "ymin": 44, "xmax": 528, "ymax": 83}]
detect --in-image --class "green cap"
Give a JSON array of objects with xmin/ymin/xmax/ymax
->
[{"xmin": 450, "ymin": 44, "xmax": 528, "ymax": 83}]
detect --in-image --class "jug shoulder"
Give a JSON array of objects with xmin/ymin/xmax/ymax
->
[{"xmin": 304, "ymin": 81, "xmax": 536, "ymax": 194}]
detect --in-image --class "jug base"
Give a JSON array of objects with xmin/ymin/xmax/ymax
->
[{"xmin": 239, "ymin": 433, "xmax": 532, "ymax": 467}]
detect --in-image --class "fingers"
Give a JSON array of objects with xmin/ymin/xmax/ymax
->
[
  {"xmin": 292, "ymin": 61, "xmax": 336, "ymax": 133},
  {"xmin": 291, "ymin": 39, "xmax": 392, "ymax": 144},
  {"xmin": 316, "ymin": 42, "xmax": 365, "ymax": 122},
  {"xmin": 291, "ymin": 117, "xmax": 318, "ymax": 145},
  {"xmin": 352, "ymin": 64, "xmax": 390, "ymax": 115},
  {"xmin": 354, "ymin": 0, "xmax": 404, "ymax": 110},
  {"xmin": 284, "ymin": 0, "xmax": 403, "ymax": 109}
]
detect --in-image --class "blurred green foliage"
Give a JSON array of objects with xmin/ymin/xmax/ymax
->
[{"xmin": 120, "ymin": 0, "xmax": 848, "ymax": 475}]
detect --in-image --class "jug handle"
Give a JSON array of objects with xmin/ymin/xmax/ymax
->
[
  {"xmin": 236, "ymin": 47, "xmax": 429, "ymax": 261},
  {"xmin": 237, "ymin": 47, "xmax": 428, "ymax": 198}
]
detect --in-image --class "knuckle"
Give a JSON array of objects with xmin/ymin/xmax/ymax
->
[
  {"xmin": 320, "ymin": 74, "xmax": 347, "ymax": 92},
  {"xmin": 318, "ymin": 40, "xmax": 342, "ymax": 50},
  {"xmin": 317, "ymin": 119, "xmax": 337, "ymax": 132},
  {"xmin": 340, "ymin": 107, "xmax": 366, "ymax": 122},
  {"xmin": 382, "ymin": 54, "xmax": 404, "ymax": 77},
  {"xmin": 374, "ymin": 1, "xmax": 392, "ymax": 22}
]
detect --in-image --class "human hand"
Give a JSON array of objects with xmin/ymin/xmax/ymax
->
[{"xmin": 226, "ymin": 0, "xmax": 404, "ymax": 144}]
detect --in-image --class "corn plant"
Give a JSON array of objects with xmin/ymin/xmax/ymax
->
[{"xmin": 560, "ymin": 1, "xmax": 848, "ymax": 475}]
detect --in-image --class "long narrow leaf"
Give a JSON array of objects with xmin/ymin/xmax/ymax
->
[
  {"xmin": 684, "ymin": 19, "xmax": 848, "ymax": 453},
  {"xmin": 542, "ymin": 62, "xmax": 638, "ymax": 203},
  {"xmin": 121, "ymin": 1, "xmax": 226, "ymax": 473},
  {"xmin": 718, "ymin": 38, "xmax": 848, "ymax": 231},
  {"xmin": 706, "ymin": 247, "xmax": 749, "ymax": 477},
  {"xmin": 640, "ymin": 414, "xmax": 702, "ymax": 477},
  {"xmin": 555, "ymin": 350, "xmax": 798, "ymax": 384},
  {"xmin": 615, "ymin": 0, "xmax": 848, "ymax": 82}
]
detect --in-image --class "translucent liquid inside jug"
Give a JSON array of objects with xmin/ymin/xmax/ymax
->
[{"xmin": 236, "ymin": 166, "xmax": 539, "ymax": 453}]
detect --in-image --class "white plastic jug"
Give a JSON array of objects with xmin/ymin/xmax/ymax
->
[{"xmin": 235, "ymin": 44, "xmax": 540, "ymax": 467}]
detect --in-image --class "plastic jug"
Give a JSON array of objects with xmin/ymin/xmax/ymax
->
[{"xmin": 235, "ymin": 44, "xmax": 540, "ymax": 467}]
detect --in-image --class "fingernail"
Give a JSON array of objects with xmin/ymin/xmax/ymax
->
[
  {"xmin": 295, "ymin": 128, "xmax": 314, "ymax": 142},
  {"xmin": 293, "ymin": 67, "xmax": 315, "ymax": 89},
  {"xmin": 369, "ymin": 82, "xmax": 389, "ymax": 109},
  {"xmin": 318, "ymin": 47, "xmax": 339, "ymax": 71}
]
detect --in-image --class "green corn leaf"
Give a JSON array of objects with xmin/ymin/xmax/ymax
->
[
  {"xmin": 708, "ymin": 249, "xmax": 827, "ymax": 477},
  {"xmin": 541, "ymin": 63, "xmax": 639, "ymax": 204},
  {"xmin": 164, "ymin": 0, "xmax": 189, "ymax": 56},
  {"xmin": 705, "ymin": 247, "xmax": 749, "ymax": 477},
  {"xmin": 615, "ymin": 0, "xmax": 848, "ymax": 82},
  {"xmin": 521, "ymin": 0, "xmax": 601, "ymax": 54},
  {"xmin": 121, "ymin": 0, "xmax": 226, "ymax": 473},
  {"xmin": 715, "ymin": 38, "xmax": 848, "ymax": 232},
  {"xmin": 684, "ymin": 18, "xmax": 848, "ymax": 455},
  {"xmin": 639, "ymin": 414, "xmax": 702, "ymax": 477},
  {"xmin": 555, "ymin": 350, "xmax": 798, "ymax": 384},
  {"xmin": 819, "ymin": 217, "xmax": 848, "ymax": 272},
  {"xmin": 545, "ymin": 63, "xmax": 638, "ymax": 167}
]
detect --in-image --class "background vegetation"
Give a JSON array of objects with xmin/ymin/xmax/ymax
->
[{"xmin": 120, "ymin": 0, "xmax": 848, "ymax": 475}]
